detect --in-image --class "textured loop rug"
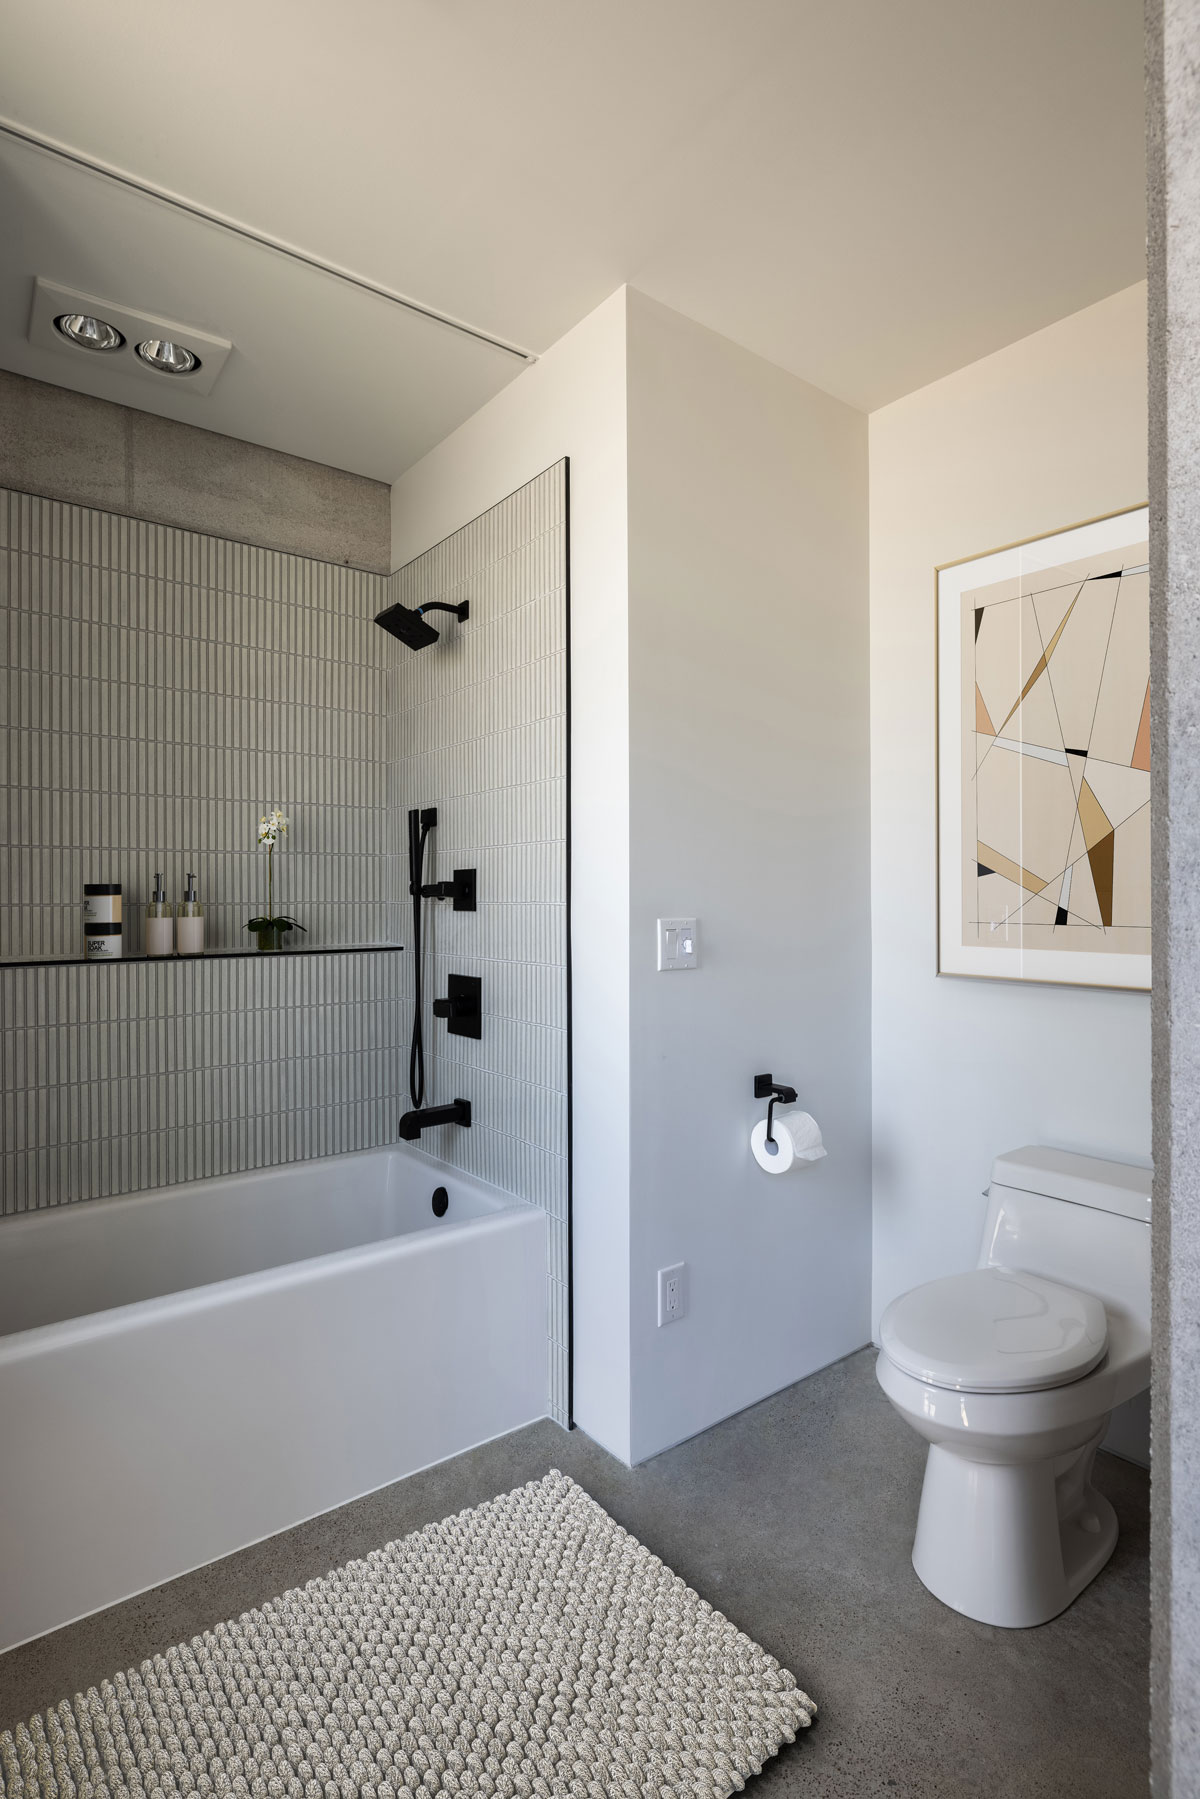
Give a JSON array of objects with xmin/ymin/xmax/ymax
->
[{"xmin": 0, "ymin": 1470, "xmax": 815, "ymax": 1798}]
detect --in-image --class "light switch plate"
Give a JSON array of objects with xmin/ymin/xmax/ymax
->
[{"xmin": 657, "ymin": 916, "xmax": 699, "ymax": 971}]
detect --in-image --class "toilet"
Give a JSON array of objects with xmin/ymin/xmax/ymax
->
[{"xmin": 875, "ymin": 1145, "xmax": 1151, "ymax": 1628}]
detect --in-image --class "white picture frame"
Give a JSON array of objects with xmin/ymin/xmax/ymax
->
[{"xmin": 937, "ymin": 505, "xmax": 1150, "ymax": 991}]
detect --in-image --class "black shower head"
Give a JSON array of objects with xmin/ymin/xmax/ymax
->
[
  {"xmin": 375, "ymin": 602, "xmax": 440, "ymax": 649},
  {"xmin": 374, "ymin": 598, "xmax": 470, "ymax": 650}
]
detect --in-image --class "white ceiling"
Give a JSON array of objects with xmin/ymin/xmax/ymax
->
[
  {"xmin": 0, "ymin": 131, "xmax": 525, "ymax": 483},
  {"xmin": 0, "ymin": 0, "xmax": 1145, "ymax": 482}
]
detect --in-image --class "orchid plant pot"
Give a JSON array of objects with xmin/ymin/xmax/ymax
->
[
  {"xmin": 247, "ymin": 918, "xmax": 301, "ymax": 954},
  {"xmin": 247, "ymin": 810, "xmax": 306, "ymax": 954}
]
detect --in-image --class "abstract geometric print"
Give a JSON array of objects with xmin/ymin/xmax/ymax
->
[{"xmin": 960, "ymin": 536, "xmax": 1149, "ymax": 958}]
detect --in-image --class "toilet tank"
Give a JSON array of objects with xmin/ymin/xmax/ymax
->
[{"xmin": 978, "ymin": 1146, "xmax": 1151, "ymax": 1323}]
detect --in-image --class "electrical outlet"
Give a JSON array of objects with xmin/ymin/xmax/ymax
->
[{"xmin": 658, "ymin": 1262, "xmax": 687, "ymax": 1326}]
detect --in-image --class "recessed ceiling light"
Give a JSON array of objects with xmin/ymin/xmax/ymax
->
[
  {"xmin": 54, "ymin": 313, "xmax": 125, "ymax": 353},
  {"xmin": 136, "ymin": 338, "xmax": 201, "ymax": 376},
  {"xmin": 34, "ymin": 281, "xmax": 232, "ymax": 395}
]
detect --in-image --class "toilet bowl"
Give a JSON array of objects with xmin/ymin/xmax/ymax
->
[{"xmin": 875, "ymin": 1146, "xmax": 1151, "ymax": 1628}]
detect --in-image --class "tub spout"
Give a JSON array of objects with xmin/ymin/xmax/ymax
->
[{"xmin": 398, "ymin": 1098, "xmax": 472, "ymax": 1141}]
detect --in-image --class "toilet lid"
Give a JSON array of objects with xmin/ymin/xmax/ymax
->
[{"xmin": 880, "ymin": 1267, "xmax": 1108, "ymax": 1393}]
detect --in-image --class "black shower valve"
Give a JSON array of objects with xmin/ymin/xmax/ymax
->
[
  {"xmin": 433, "ymin": 973, "xmax": 482, "ymax": 1040},
  {"xmin": 421, "ymin": 867, "xmax": 477, "ymax": 911}
]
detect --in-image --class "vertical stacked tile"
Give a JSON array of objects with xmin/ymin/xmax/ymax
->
[
  {"xmin": 0, "ymin": 953, "xmax": 406, "ymax": 1207},
  {"xmin": 0, "ymin": 488, "xmax": 405, "ymax": 1212},
  {"xmin": 388, "ymin": 464, "xmax": 569, "ymax": 1424},
  {"xmin": 0, "ymin": 473, "xmax": 569, "ymax": 1427},
  {"xmin": 0, "ymin": 488, "xmax": 394, "ymax": 958}
]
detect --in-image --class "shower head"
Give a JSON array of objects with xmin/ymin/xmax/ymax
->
[
  {"xmin": 374, "ymin": 599, "xmax": 469, "ymax": 650},
  {"xmin": 375, "ymin": 602, "xmax": 440, "ymax": 649}
]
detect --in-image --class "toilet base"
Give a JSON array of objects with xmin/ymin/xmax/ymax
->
[{"xmin": 911, "ymin": 1432, "xmax": 1118, "ymax": 1628}]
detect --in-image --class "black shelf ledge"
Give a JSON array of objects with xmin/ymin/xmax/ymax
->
[{"xmin": 0, "ymin": 943, "xmax": 405, "ymax": 971}]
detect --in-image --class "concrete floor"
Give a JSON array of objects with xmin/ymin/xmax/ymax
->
[{"xmin": 0, "ymin": 1349, "xmax": 1149, "ymax": 1797}]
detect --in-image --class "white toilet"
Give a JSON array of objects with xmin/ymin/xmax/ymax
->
[{"xmin": 875, "ymin": 1145, "xmax": 1151, "ymax": 1629}]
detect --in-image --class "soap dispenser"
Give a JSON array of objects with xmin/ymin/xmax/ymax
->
[
  {"xmin": 145, "ymin": 873, "xmax": 174, "ymax": 957},
  {"xmin": 176, "ymin": 872, "xmax": 205, "ymax": 957}
]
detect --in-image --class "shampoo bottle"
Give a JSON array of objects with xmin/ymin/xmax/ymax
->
[
  {"xmin": 83, "ymin": 883, "xmax": 122, "ymax": 959},
  {"xmin": 145, "ymin": 873, "xmax": 174, "ymax": 957},
  {"xmin": 177, "ymin": 872, "xmax": 205, "ymax": 957}
]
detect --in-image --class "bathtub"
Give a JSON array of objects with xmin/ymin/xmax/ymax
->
[{"xmin": 0, "ymin": 1146, "xmax": 548, "ymax": 1653}]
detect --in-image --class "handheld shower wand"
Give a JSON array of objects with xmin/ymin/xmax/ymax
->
[{"xmin": 407, "ymin": 806, "xmax": 437, "ymax": 1107}]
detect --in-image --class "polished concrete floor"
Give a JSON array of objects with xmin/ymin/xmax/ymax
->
[{"xmin": 0, "ymin": 1348, "xmax": 1149, "ymax": 1797}]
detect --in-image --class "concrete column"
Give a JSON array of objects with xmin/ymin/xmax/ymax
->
[{"xmin": 1148, "ymin": 0, "xmax": 1200, "ymax": 1789}]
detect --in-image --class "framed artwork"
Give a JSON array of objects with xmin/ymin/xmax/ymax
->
[{"xmin": 937, "ymin": 505, "xmax": 1149, "ymax": 990}]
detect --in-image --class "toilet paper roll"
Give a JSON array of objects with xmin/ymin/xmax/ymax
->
[{"xmin": 751, "ymin": 1107, "xmax": 827, "ymax": 1175}]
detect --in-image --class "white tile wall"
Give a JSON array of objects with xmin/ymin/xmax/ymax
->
[
  {"xmin": 0, "ymin": 469, "xmax": 570, "ymax": 1424},
  {"xmin": 0, "ymin": 489, "xmax": 395, "ymax": 959},
  {"xmin": 0, "ymin": 488, "xmax": 405, "ymax": 1220},
  {"xmin": 1, "ymin": 951, "xmax": 406, "ymax": 1212},
  {"xmin": 389, "ymin": 463, "xmax": 570, "ymax": 1423}
]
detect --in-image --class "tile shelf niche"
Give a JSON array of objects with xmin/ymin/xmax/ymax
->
[
  {"xmin": 0, "ymin": 943, "xmax": 405, "ymax": 971},
  {"xmin": 1, "ymin": 483, "xmax": 396, "ymax": 969}
]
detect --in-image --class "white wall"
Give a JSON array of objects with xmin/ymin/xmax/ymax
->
[
  {"xmin": 393, "ymin": 281, "xmax": 1146, "ymax": 1468},
  {"xmin": 392, "ymin": 287, "xmax": 874, "ymax": 1466},
  {"xmin": 625, "ymin": 293, "xmax": 872, "ymax": 1462},
  {"xmin": 869, "ymin": 284, "xmax": 1151, "ymax": 1334},
  {"xmin": 390, "ymin": 291, "xmax": 633, "ymax": 1461}
]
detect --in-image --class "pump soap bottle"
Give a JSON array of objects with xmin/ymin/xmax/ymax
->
[
  {"xmin": 145, "ymin": 873, "xmax": 174, "ymax": 957},
  {"xmin": 177, "ymin": 872, "xmax": 205, "ymax": 957}
]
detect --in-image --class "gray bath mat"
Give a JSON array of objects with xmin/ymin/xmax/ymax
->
[{"xmin": 0, "ymin": 1470, "xmax": 814, "ymax": 1797}]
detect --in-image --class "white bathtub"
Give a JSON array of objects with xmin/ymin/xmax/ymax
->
[{"xmin": 0, "ymin": 1146, "xmax": 548, "ymax": 1653}]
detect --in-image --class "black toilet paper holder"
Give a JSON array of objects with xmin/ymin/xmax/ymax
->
[{"xmin": 754, "ymin": 1073, "xmax": 798, "ymax": 1146}]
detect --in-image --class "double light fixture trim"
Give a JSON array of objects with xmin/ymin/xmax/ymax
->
[{"xmin": 54, "ymin": 312, "xmax": 201, "ymax": 374}]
